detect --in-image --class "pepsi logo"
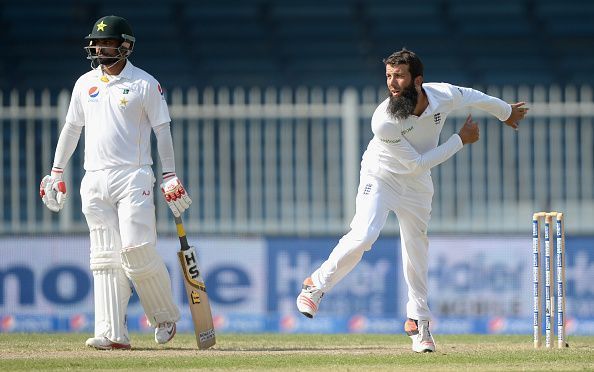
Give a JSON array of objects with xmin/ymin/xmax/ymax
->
[
  {"xmin": 566, "ymin": 317, "xmax": 576, "ymax": 333},
  {"xmin": 70, "ymin": 314, "xmax": 88, "ymax": 330},
  {"xmin": 279, "ymin": 314, "xmax": 296, "ymax": 332},
  {"xmin": 139, "ymin": 314, "xmax": 152, "ymax": 330},
  {"xmin": 213, "ymin": 314, "xmax": 226, "ymax": 329},
  {"xmin": 1, "ymin": 315, "xmax": 15, "ymax": 332},
  {"xmin": 347, "ymin": 314, "xmax": 367, "ymax": 333},
  {"xmin": 88, "ymin": 87, "xmax": 99, "ymax": 98},
  {"xmin": 488, "ymin": 316, "xmax": 505, "ymax": 333}
]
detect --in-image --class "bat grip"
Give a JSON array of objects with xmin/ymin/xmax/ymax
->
[
  {"xmin": 178, "ymin": 236, "xmax": 190, "ymax": 251},
  {"xmin": 174, "ymin": 215, "xmax": 191, "ymax": 251}
]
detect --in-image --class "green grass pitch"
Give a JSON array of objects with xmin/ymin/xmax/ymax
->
[{"xmin": 1, "ymin": 333, "xmax": 593, "ymax": 371}]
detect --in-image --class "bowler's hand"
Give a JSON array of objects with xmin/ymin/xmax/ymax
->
[
  {"xmin": 504, "ymin": 102, "xmax": 529, "ymax": 130},
  {"xmin": 160, "ymin": 173, "xmax": 192, "ymax": 217},
  {"xmin": 458, "ymin": 115, "xmax": 479, "ymax": 145}
]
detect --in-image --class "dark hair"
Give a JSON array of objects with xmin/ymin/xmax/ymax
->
[{"xmin": 383, "ymin": 48, "xmax": 424, "ymax": 78}]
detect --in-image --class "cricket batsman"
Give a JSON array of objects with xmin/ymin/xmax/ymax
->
[{"xmin": 39, "ymin": 15, "xmax": 192, "ymax": 350}]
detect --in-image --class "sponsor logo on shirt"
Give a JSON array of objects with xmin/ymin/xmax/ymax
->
[
  {"xmin": 88, "ymin": 86, "xmax": 100, "ymax": 102},
  {"xmin": 401, "ymin": 125, "xmax": 414, "ymax": 135},
  {"xmin": 379, "ymin": 137, "xmax": 401, "ymax": 144}
]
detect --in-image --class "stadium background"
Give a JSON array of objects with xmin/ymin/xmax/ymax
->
[{"xmin": 1, "ymin": 0, "xmax": 594, "ymax": 336}]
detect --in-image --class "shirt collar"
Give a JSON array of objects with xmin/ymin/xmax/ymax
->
[
  {"xmin": 118, "ymin": 60, "xmax": 134, "ymax": 79},
  {"xmin": 92, "ymin": 60, "xmax": 134, "ymax": 82},
  {"xmin": 418, "ymin": 83, "xmax": 435, "ymax": 117}
]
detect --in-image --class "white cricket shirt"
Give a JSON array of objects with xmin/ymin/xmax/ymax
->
[
  {"xmin": 362, "ymin": 83, "xmax": 512, "ymax": 183},
  {"xmin": 65, "ymin": 61, "xmax": 171, "ymax": 171}
]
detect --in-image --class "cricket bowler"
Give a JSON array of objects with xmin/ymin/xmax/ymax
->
[{"xmin": 297, "ymin": 48, "xmax": 529, "ymax": 352}]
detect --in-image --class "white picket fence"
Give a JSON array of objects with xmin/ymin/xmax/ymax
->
[{"xmin": 1, "ymin": 85, "xmax": 594, "ymax": 235}]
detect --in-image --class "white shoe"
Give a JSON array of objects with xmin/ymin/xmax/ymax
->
[
  {"xmin": 296, "ymin": 277, "xmax": 324, "ymax": 318},
  {"xmin": 405, "ymin": 318, "xmax": 436, "ymax": 353},
  {"xmin": 155, "ymin": 322, "xmax": 176, "ymax": 344},
  {"xmin": 85, "ymin": 336, "xmax": 131, "ymax": 350}
]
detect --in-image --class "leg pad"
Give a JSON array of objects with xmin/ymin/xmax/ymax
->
[
  {"xmin": 89, "ymin": 226, "xmax": 131, "ymax": 344},
  {"xmin": 121, "ymin": 243, "xmax": 180, "ymax": 327}
]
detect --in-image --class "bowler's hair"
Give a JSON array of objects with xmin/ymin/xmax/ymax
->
[{"xmin": 383, "ymin": 48, "xmax": 424, "ymax": 79}]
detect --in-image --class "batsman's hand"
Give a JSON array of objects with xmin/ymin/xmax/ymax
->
[
  {"xmin": 40, "ymin": 167, "xmax": 67, "ymax": 212},
  {"xmin": 160, "ymin": 172, "xmax": 192, "ymax": 217}
]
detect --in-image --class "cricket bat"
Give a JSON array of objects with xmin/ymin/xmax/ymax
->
[{"xmin": 173, "ymin": 215, "xmax": 216, "ymax": 349}]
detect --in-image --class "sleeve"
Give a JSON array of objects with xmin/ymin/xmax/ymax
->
[
  {"xmin": 450, "ymin": 84, "xmax": 512, "ymax": 121},
  {"xmin": 153, "ymin": 122, "xmax": 175, "ymax": 174},
  {"xmin": 144, "ymin": 78, "xmax": 172, "ymax": 128},
  {"xmin": 64, "ymin": 79, "xmax": 85, "ymax": 127},
  {"xmin": 53, "ymin": 82, "xmax": 85, "ymax": 168},
  {"xmin": 53, "ymin": 122, "xmax": 83, "ymax": 169},
  {"xmin": 374, "ymin": 120, "xmax": 463, "ymax": 173}
]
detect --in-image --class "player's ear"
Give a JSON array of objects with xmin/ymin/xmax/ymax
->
[
  {"xmin": 119, "ymin": 41, "xmax": 133, "ymax": 57},
  {"xmin": 414, "ymin": 75, "xmax": 424, "ymax": 88}
]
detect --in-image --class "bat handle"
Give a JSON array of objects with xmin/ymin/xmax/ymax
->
[{"xmin": 173, "ymin": 215, "xmax": 191, "ymax": 251}]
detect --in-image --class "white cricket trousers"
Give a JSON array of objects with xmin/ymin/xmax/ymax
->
[
  {"xmin": 81, "ymin": 166, "xmax": 158, "ymax": 247},
  {"xmin": 81, "ymin": 166, "xmax": 160, "ymax": 340},
  {"xmin": 310, "ymin": 171, "xmax": 434, "ymax": 321}
]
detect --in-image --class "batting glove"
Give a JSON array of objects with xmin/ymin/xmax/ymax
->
[
  {"xmin": 160, "ymin": 172, "xmax": 192, "ymax": 217},
  {"xmin": 40, "ymin": 167, "xmax": 67, "ymax": 212}
]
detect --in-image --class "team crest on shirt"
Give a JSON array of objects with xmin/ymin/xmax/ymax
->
[
  {"xmin": 88, "ymin": 86, "xmax": 100, "ymax": 102},
  {"xmin": 119, "ymin": 97, "xmax": 129, "ymax": 108},
  {"xmin": 434, "ymin": 113, "xmax": 442, "ymax": 125},
  {"xmin": 363, "ymin": 183, "xmax": 373, "ymax": 195}
]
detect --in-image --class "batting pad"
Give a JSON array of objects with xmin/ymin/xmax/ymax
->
[
  {"xmin": 120, "ymin": 243, "xmax": 180, "ymax": 327},
  {"xmin": 89, "ymin": 227, "xmax": 131, "ymax": 343}
]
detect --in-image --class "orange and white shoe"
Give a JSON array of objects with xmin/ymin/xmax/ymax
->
[
  {"xmin": 85, "ymin": 336, "xmax": 131, "ymax": 350},
  {"xmin": 296, "ymin": 277, "xmax": 324, "ymax": 318},
  {"xmin": 405, "ymin": 318, "xmax": 436, "ymax": 353}
]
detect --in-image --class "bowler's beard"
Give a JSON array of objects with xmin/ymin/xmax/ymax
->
[{"xmin": 387, "ymin": 84, "xmax": 419, "ymax": 120}]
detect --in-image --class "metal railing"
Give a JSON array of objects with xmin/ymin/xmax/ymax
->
[{"xmin": 1, "ymin": 85, "xmax": 593, "ymax": 235}]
